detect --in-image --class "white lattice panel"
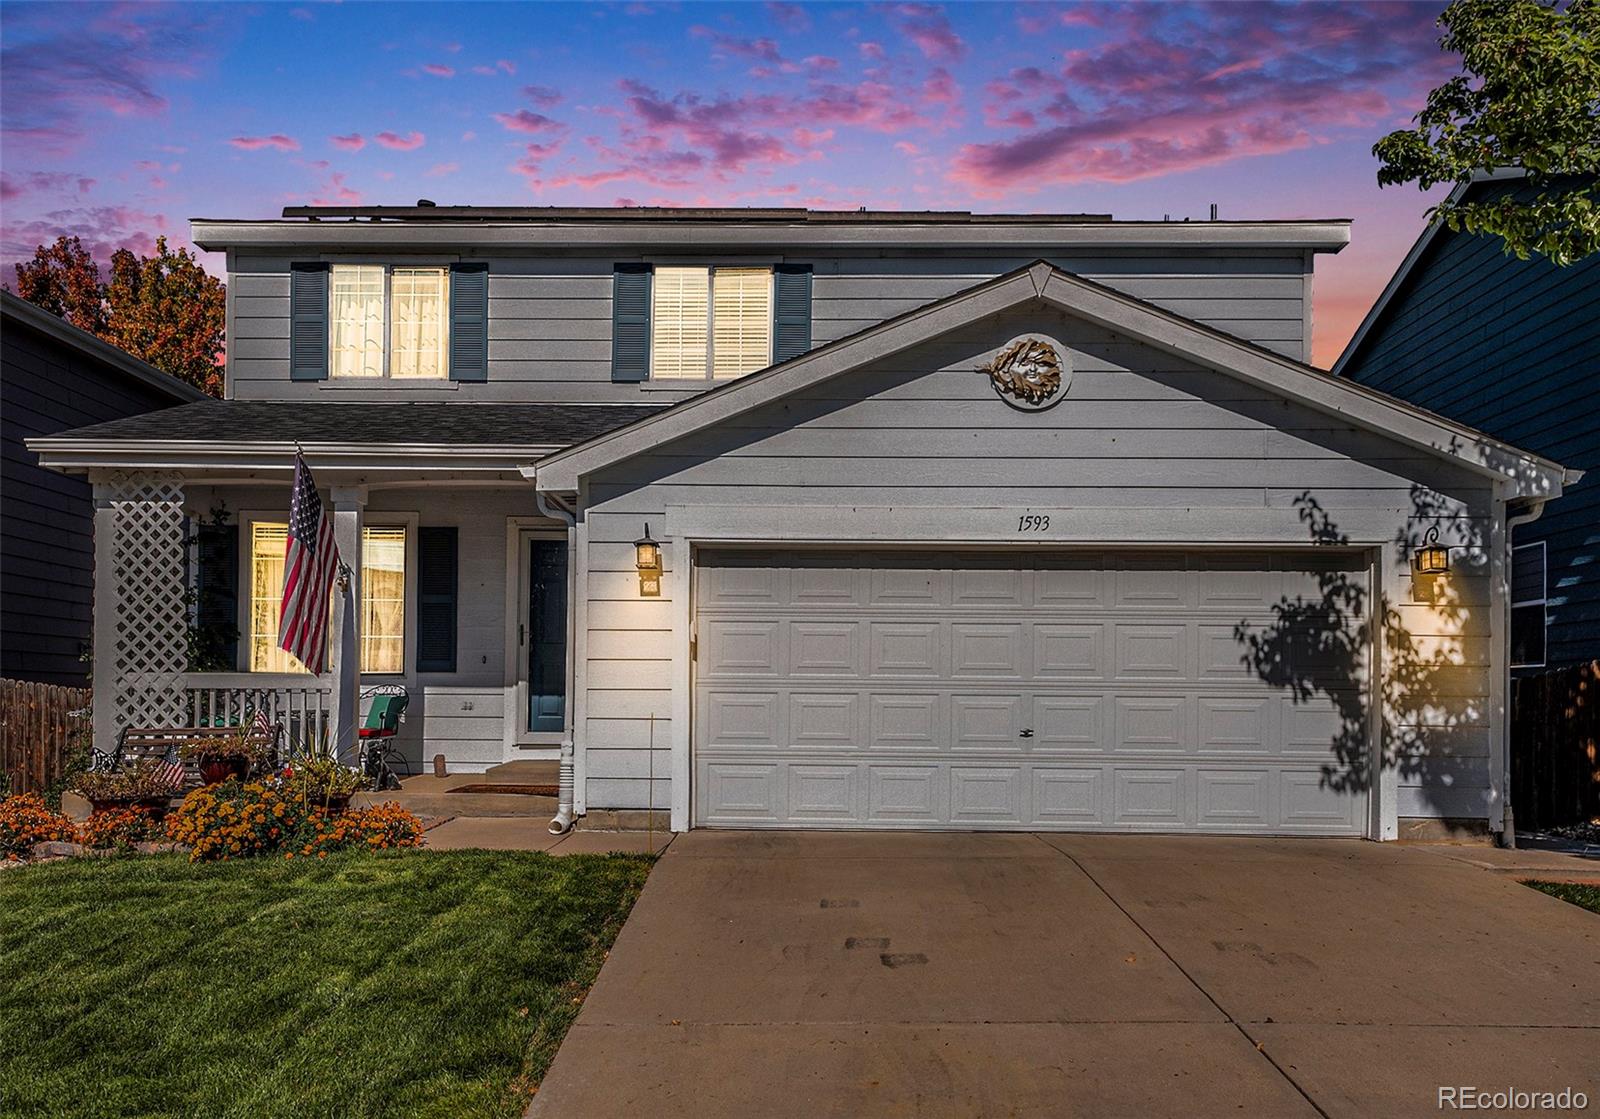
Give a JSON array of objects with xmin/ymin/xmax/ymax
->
[{"xmin": 107, "ymin": 472, "xmax": 188, "ymax": 731}]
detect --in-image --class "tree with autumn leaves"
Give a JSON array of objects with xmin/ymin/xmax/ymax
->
[{"xmin": 10, "ymin": 235, "xmax": 226, "ymax": 397}]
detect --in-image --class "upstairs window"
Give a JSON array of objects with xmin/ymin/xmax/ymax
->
[
  {"xmin": 329, "ymin": 264, "xmax": 449, "ymax": 379},
  {"xmin": 1510, "ymin": 542, "xmax": 1547, "ymax": 669},
  {"xmin": 651, "ymin": 265, "xmax": 771, "ymax": 380}
]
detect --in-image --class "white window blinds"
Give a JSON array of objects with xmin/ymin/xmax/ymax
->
[
  {"xmin": 651, "ymin": 266, "xmax": 710, "ymax": 379},
  {"xmin": 712, "ymin": 266, "xmax": 773, "ymax": 379}
]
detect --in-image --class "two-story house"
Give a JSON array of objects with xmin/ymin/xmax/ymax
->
[{"xmin": 30, "ymin": 205, "xmax": 1576, "ymax": 841}]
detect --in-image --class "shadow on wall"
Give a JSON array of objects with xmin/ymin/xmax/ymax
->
[{"xmin": 1234, "ymin": 489, "xmax": 1486, "ymax": 816}]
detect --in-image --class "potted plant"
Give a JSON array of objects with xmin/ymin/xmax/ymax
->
[
  {"xmin": 179, "ymin": 733, "xmax": 264, "ymax": 785},
  {"xmin": 69, "ymin": 759, "xmax": 184, "ymax": 817},
  {"xmin": 281, "ymin": 732, "xmax": 369, "ymax": 815}
]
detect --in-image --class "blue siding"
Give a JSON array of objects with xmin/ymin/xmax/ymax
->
[{"xmin": 1341, "ymin": 180, "xmax": 1600, "ymax": 669}]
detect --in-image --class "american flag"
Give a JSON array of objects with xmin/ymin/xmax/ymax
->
[
  {"xmin": 277, "ymin": 453, "xmax": 341, "ymax": 674},
  {"xmin": 157, "ymin": 758, "xmax": 186, "ymax": 791}
]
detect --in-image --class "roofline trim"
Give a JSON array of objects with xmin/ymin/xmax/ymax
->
[
  {"xmin": 1, "ymin": 291, "xmax": 209, "ymax": 404},
  {"xmin": 26, "ymin": 438, "xmax": 564, "ymax": 475},
  {"xmin": 192, "ymin": 218, "xmax": 1352, "ymax": 253},
  {"xmin": 535, "ymin": 259, "xmax": 1567, "ymax": 499}
]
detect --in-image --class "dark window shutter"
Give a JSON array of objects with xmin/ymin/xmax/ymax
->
[
  {"xmin": 611, "ymin": 263, "xmax": 653, "ymax": 382},
  {"xmin": 417, "ymin": 527, "xmax": 458, "ymax": 673},
  {"xmin": 773, "ymin": 263, "xmax": 813, "ymax": 363},
  {"xmin": 194, "ymin": 522, "xmax": 239, "ymax": 671},
  {"xmin": 449, "ymin": 263, "xmax": 489, "ymax": 382},
  {"xmin": 289, "ymin": 263, "xmax": 329, "ymax": 381}
]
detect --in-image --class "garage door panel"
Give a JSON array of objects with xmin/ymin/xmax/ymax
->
[
  {"xmin": 788, "ymin": 692, "xmax": 862, "ymax": 748},
  {"xmin": 695, "ymin": 549, "xmax": 1368, "ymax": 835},
  {"xmin": 1034, "ymin": 623, "xmax": 1106, "ymax": 678},
  {"xmin": 788, "ymin": 620, "xmax": 862, "ymax": 676},
  {"xmin": 1114, "ymin": 696, "xmax": 1191, "ymax": 752},
  {"xmin": 869, "ymin": 693, "xmax": 943, "ymax": 750},
  {"xmin": 951, "ymin": 766, "xmax": 1025, "ymax": 823},
  {"xmin": 952, "ymin": 693, "xmax": 1025, "ymax": 749},
  {"xmin": 1114, "ymin": 624, "xmax": 1189, "ymax": 678},
  {"xmin": 867, "ymin": 765, "xmax": 945, "ymax": 823},
  {"xmin": 869, "ymin": 621, "xmax": 944, "ymax": 676},
  {"xmin": 952, "ymin": 622, "xmax": 1026, "ymax": 677},
  {"xmin": 1031, "ymin": 695, "xmax": 1106, "ymax": 751}
]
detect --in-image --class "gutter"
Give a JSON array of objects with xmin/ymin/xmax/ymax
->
[{"xmin": 530, "ymin": 473, "xmax": 579, "ymax": 836}]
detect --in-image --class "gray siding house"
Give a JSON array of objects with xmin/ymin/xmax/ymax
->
[
  {"xmin": 31, "ymin": 206, "xmax": 1575, "ymax": 840},
  {"xmin": 1335, "ymin": 173, "xmax": 1599, "ymax": 673},
  {"xmin": 2, "ymin": 291, "xmax": 206, "ymax": 685}
]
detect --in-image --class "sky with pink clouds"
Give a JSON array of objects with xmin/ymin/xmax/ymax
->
[{"xmin": 1, "ymin": 0, "xmax": 1463, "ymax": 367}]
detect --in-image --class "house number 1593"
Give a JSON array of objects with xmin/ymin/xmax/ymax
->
[{"xmin": 1017, "ymin": 514, "xmax": 1050, "ymax": 532}]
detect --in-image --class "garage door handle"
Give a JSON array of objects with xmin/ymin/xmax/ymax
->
[{"xmin": 1019, "ymin": 728, "xmax": 1034, "ymax": 739}]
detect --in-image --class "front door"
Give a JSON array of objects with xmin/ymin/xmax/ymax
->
[{"xmin": 527, "ymin": 538, "xmax": 568, "ymax": 734}]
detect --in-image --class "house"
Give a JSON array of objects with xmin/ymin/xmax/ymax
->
[
  {"xmin": 1335, "ymin": 171, "xmax": 1600, "ymax": 674},
  {"xmin": 2, "ymin": 291, "xmax": 208, "ymax": 686},
  {"xmin": 28, "ymin": 205, "xmax": 1577, "ymax": 840}
]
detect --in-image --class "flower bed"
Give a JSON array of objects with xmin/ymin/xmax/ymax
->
[
  {"xmin": 164, "ymin": 779, "xmax": 421, "ymax": 862},
  {"xmin": 1, "ymin": 794, "xmax": 76, "ymax": 860}
]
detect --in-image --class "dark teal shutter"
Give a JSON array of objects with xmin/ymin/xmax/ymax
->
[
  {"xmin": 193, "ymin": 522, "xmax": 239, "ymax": 671},
  {"xmin": 772, "ymin": 263, "xmax": 812, "ymax": 363},
  {"xmin": 449, "ymin": 263, "xmax": 489, "ymax": 382},
  {"xmin": 417, "ymin": 527, "xmax": 458, "ymax": 673},
  {"xmin": 289, "ymin": 263, "xmax": 329, "ymax": 381},
  {"xmin": 611, "ymin": 263, "xmax": 652, "ymax": 382}
]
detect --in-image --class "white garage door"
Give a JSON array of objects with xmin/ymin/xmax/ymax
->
[{"xmin": 694, "ymin": 549, "xmax": 1369, "ymax": 834}]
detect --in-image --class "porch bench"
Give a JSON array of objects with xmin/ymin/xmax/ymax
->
[{"xmin": 113, "ymin": 724, "xmax": 284, "ymax": 788}]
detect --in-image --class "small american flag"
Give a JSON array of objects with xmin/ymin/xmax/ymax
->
[
  {"xmin": 277, "ymin": 453, "xmax": 342, "ymax": 674},
  {"xmin": 249, "ymin": 707, "xmax": 274, "ymax": 739},
  {"xmin": 157, "ymin": 758, "xmax": 185, "ymax": 791}
]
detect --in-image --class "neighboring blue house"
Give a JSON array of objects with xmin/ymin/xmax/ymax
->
[{"xmin": 1335, "ymin": 173, "xmax": 1599, "ymax": 673}]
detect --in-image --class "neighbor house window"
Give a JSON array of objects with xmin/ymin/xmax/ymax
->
[
  {"xmin": 329, "ymin": 264, "xmax": 449, "ymax": 379},
  {"xmin": 652, "ymin": 265, "xmax": 771, "ymax": 380},
  {"xmin": 248, "ymin": 523, "xmax": 407, "ymax": 673},
  {"xmin": 1510, "ymin": 542, "xmax": 1546, "ymax": 669}
]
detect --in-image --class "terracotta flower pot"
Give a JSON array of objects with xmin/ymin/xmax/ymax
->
[{"xmin": 198, "ymin": 755, "xmax": 249, "ymax": 786}]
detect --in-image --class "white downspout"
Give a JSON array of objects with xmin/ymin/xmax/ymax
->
[
  {"xmin": 534, "ymin": 485, "xmax": 579, "ymax": 835},
  {"xmin": 1499, "ymin": 496, "xmax": 1549, "ymax": 849}
]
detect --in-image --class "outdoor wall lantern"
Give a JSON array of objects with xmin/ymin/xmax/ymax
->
[
  {"xmin": 635, "ymin": 523, "xmax": 662, "ymax": 597},
  {"xmin": 1412, "ymin": 525, "xmax": 1450, "ymax": 576}
]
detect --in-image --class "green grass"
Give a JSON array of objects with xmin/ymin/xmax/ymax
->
[
  {"xmin": 0, "ymin": 850, "xmax": 653, "ymax": 1119},
  {"xmin": 1524, "ymin": 880, "xmax": 1600, "ymax": 914}
]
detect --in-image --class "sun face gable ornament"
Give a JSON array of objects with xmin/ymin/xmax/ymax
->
[{"xmin": 975, "ymin": 337, "xmax": 1070, "ymax": 411}]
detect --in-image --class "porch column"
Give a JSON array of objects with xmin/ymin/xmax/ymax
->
[
  {"xmin": 327, "ymin": 486, "xmax": 366, "ymax": 762},
  {"xmin": 90, "ymin": 470, "xmax": 189, "ymax": 751}
]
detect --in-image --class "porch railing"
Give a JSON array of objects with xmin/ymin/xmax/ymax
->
[{"xmin": 182, "ymin": 673, "xmax": 333, "ymax": 752}]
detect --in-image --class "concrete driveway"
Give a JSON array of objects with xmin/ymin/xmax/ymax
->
[{"xmin": 530, "ymin": 832, "xmax": 1600, "ymax": 1118}]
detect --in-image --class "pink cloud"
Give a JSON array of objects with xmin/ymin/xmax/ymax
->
[
  {"xmin": 442, "ymin": 41, "xmax": 462, "ymax": 53},
  {"xmin": 493, "ymin": 109, "xmax": 562, "ymax": 134},
  {"xmin": 373, "ymin": 130, "xmax": 425, "ymax": 151},
  {"xmin": 952, "ymin": 2, "xmax": 1448, "ymax": 194},
  {"xmin": 230, "ymin": 134, "xmax": 299, "ymax": 151},
  {"xmin": 802, "ymin": 55, "xmax": 839, "ymax": 72},
  {"xmin": 766, "ymin": 2, "xmax": 810, "ymax": 32},
  {"xmin": 894, "ymin": 141, "xmax": 921, "ymax": 156},
  {"xmin": 890, "ymin": 3, "xmax": 965, "ymax": 62},
  {"xmin": 858, "ymin": 41, "xmax": 886, "ymax": 61},
  {"xmin": 309, "ymin": 171, "xmax": 360, "ymax": 206},
  {"xmin": 421, "ymin": 63, "xmax": 455, "ymax": 78},
  {"xmin": 426, "ymin": 162, "xmax": 459, "ymax": 177},
  {"xmin": 329, "ymin": 133, "xmax": 366, "ymax": 151},
  {"xmin": 522, "ymin": 84, "xmax": 562, "ymax": 106},
  {"xmin": 0, "ymin": 171, "xmax": 96, "ymax": 200},
  {"xmin": 2, "ymin": 203, "xmax": 170, "ymax": 272}
]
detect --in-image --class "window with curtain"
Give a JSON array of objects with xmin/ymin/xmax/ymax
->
[
  {"xmin": 329, "ymin": 265, "xmax": 386, "ymax": 378},
  {"xmin": 651, "ymin": 265, "xmax": 770, "ymax": 380},
  {"xmin": 390, "ymin": 268, "xmax": 449, "ymax": 378},
  {"xmin": 328, "ymin": 264, "xmax": 449, "ymax": 379},
  {"xmin": 248, "ymin": 523, "xmax": 407, "ymax": 673}
]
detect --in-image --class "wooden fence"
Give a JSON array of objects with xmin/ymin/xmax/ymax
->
[
  {"xmin": 1511, "ymin": 660, "xmax": 1600, "ymax": 831},
  {"xmin": 0, "ymin": 678, "xmax": 92, "ymax": 796}
]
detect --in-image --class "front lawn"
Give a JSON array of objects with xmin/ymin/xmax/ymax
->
[
  {"xmin": 1524, "ymin": 879, "xmax": 1600, "ymax": 914},
  {"xmin": 0, "ymin": 850, "xmax": 652, "ymax": 1118}
]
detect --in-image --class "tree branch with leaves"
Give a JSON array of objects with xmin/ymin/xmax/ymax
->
[{"xmin": 1375, "ymin": 0, "xmax": 1599, "ymax": 264}]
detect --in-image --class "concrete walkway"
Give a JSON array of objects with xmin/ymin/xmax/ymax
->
[{"xmin": 530, "ymin": 832, "xmax": 1599, "ymax": 1118}]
